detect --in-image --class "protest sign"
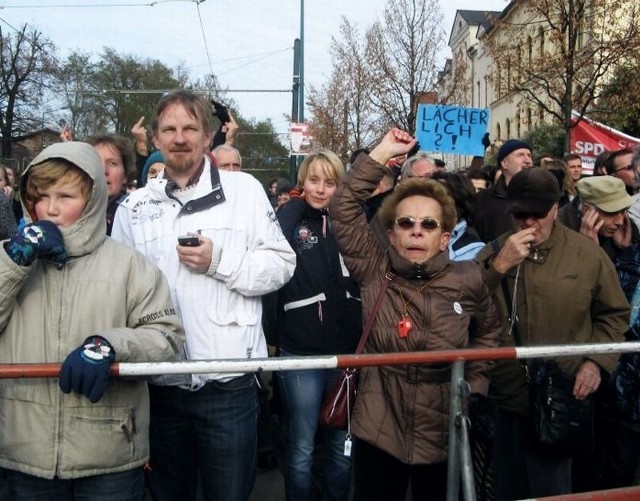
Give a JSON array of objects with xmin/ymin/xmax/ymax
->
[{"xmin": 415, "ymin": 104, "xmax": 489, "ymax": 156}]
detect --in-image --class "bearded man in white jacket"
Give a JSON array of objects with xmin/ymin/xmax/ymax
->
[{"xmin": 112, "ymin": 90, "xmax": 296, "ymax": 501}]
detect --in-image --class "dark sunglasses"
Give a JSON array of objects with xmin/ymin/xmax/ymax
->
[
  {"xmin": 512, "ymin": 211, "xmax": 548, "ymax": 220},
  {"xmin": 613, "ymin": 164, "xmax": 634, "ymax": 175},
  {"xmin": 394, "ymin": 216, "xmax": 442, "ymax": 231}
]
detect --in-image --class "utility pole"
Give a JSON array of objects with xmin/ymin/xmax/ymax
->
[
  {"xmin": 289, "ymin": 0, "xmax": 305, "ymax": 183},
  {"xmin": 290, "ymin": 39, "xmax": 301, "ymax": 183},
  {"xmin": 299, "ymin": 0, "xmax": 304, "ymax": 123}
]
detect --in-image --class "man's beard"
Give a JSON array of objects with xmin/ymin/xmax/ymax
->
[{"xmin": 165, "ymin": 151, "xmax": 199, "ymax": 174}]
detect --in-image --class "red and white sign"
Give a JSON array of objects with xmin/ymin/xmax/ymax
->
[
  {"xmin": 290, "ymin": 122, "xmax": 313, "ymax": 155},
  {"xmin": 570, "ymin": 111, "xmax": 640, "ymax": 175}
]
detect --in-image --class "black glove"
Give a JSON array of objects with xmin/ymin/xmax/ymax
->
[
  {"xmin": 59, "ymin": 336, "xmax": 116, "ymax": 403},
  {"xmin": 4, "ymin": 221, "xmax": 67, "ymax": 267},
  {"xmin": 211, "ymin": 99, "xmax": 230, "ymax": 124}
]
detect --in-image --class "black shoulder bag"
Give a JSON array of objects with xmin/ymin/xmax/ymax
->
[{"xmin": 500, "ymin": 271, "xmax": 594, "ymax": 455}]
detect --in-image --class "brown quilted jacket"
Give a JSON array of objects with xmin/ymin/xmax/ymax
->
[{"xmin": 329, "ymin": 153, "xmax": 501, "ymax": 465}]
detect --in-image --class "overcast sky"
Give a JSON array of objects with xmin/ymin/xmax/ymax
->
[{"xmin": 0, "ymin": 0, "xmax": 507, "ymax": 135}]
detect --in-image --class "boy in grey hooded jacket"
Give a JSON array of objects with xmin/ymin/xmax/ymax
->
[{"xmin": 0, "ymin": 141, "xmax": 184, "ymax": 500}]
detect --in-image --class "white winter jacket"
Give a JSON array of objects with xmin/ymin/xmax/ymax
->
[{"xmin": 112, "ymin": 158, "xmax": 295, "ymax": 386}]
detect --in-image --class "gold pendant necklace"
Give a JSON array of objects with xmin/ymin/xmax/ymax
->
[{"xmin": 395, "ymin": 271, "xmax": 446, "ymax": 338}]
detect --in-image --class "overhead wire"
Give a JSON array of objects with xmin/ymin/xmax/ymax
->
[
  {"xmin": 0, "ymin": 15, "xmax": 22, "ymax": 34},
  {"xmin": 194, "ymin": 0, "xmax": 215, "ymax": 81},
  {"xmin": 0, "ymin": 0, "xmax": 294, "ymax": 131},
  {"xmin": 216, "ymin": 48, "xmax": 292, "ymax": 77},
  {"xmin": 191, "ymin": 47, "xmax": 293, "ymax": 68},
  {"xmin": 0, "ymin": 1, "xmax": 198, "ymax": 8},
  {"xmin": 0, "ymin": 1, "xmax": 292, "ymax": 82},
  {"xmin": 0, "ymin": 14, "xmax": 292, "ymax": 95}
]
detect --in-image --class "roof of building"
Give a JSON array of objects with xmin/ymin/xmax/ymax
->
[
  {"xmin": 13, "ymin": 128, "xmax": 60, "ymax": 141},
  {"xmin": 457, "ymin": 10, "xmax": 499, "ymax": 31},
  {"xmin": 449, "ymin": 10, "xmax": 502, "ymax": 46}
]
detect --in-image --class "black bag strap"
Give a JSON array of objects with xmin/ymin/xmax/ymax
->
[
  {"xmin": 499, "ymin": 274, "xmax": 535, "ymax": 382},
  {"xmin": 492, "ymin": 239, "xmax": 532, "ymax": 380},
  {"xmin": 500, "ymin": 277, "xmax": 522, "ymax": 346},
  {"xmin": 354, "ymin": 272, "xmax": 393, "ymax": 355},
  {"xmin": 490, "ymin": 238, "xmax": 523, "ymax": 346}
]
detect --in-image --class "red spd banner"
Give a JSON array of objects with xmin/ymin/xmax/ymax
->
[{"xmin": 570, "ymin": 111, "xmax": 640, "ymax": 175}]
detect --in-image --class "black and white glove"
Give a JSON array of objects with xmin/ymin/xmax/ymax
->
[
  {"xmin": 59, "ymin": 336, "xmax": 116, "ymax": 403},
  {"xmin": 4, "ymin": 221, "xmax": 67, "ymax": 267}
]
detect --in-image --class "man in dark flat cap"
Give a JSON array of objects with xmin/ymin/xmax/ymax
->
[{"xmin": 476, "ymin": 168, "xmax": 629, "ymax": 500}]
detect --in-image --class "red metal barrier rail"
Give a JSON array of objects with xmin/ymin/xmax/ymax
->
[
  {"xmin": 1, "ymin": 341, "xmax": 639, "ymax": 378},
  {"xmin": 530, "ymin": 485, "xmax": 640, "ymax": 500}
]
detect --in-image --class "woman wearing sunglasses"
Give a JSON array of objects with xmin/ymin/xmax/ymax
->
[{"xmin": 329, "ymin": 128, "xmax": 500, "ymax": 501}]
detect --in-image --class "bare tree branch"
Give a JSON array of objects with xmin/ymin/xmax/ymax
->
[{"xmin": 485, "ymin": 0, "xmax": 640, "ymax": 151}]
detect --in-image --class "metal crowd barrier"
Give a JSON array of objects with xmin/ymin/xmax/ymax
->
[
  {"xmin": 528, "ymin": 486, "xmax": 640, "ymax": 500},
  {"xmin": 3, "ymin": 341, "xmax": 640, "ymax": 500},
  {"xmin": 3, "ymin": 342, "xmax": 640, "ymax": 378}
]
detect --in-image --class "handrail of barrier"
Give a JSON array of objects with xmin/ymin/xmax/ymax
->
[
  {"xmin": 5, "ymin": 342, "xmax": 640, "ymax": 500},
  {"xmin": 0, "ymin": 341, "xmax": 639, "ymax": 378},
  {"xmin": 530, "ymin": 485, "xmax": 640, "ymax": 500}
]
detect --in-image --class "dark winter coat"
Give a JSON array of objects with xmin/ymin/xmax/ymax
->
[
  {"xmin": 276, "ymin": 198, "xmax": 362, "ymax": 355},
  {"xmin": 476, "ymin": 223, "xmax": 629, "ymax": 416},
  {"xmin": 0, "ymin": 192, "xmax": 16, "ymax": 240},
  {"xmin": 475, "ymin": 175, "xmax": 511, "ymax": 243}
]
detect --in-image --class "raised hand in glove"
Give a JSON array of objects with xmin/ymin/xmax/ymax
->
[
  {"xmin": 59, "ymin": 336, "xmax": 116, "ymax": 403},
  {"xmin": 4, "ymin": 221, "xmax": 67, "ymax": 267},
  {"xmin": 211, "ymin": 99, "xmax": 231, "ymax": 124}
]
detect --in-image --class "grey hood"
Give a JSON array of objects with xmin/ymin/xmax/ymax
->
[{"xmin": 20, "ymin": 141, "xmax": 107, "ymax": 257}]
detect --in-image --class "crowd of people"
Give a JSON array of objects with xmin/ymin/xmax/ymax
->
[{"xmin": 0, "ymin": 89, "xmax": 638, "ymax": 501}]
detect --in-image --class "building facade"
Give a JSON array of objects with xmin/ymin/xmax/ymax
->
[{"xmin": 437, "ymin": 0, "xmax": 638, "ymax": 169}]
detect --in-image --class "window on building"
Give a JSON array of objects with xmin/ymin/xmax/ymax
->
[
  {"xmin": 576, "ymin": 10, "xmax": 588, "ymax": 50},
  {"xmin": 485, "ymin": 75, "xmax": 489, "ymax": 106}
]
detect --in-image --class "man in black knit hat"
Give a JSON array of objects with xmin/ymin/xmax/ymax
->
[{"xmin": 476, "ymin": 139, "xmax": 533, "ymax": 242}]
